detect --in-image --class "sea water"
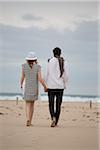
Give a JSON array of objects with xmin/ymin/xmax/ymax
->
[{"xmin": 0, "ymin": 93, "xmax": 99, "ymax": 103}]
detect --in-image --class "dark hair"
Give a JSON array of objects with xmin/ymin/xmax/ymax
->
[
  {"xmin": 53, "ymin": 47, "xmax": 61, "ymax": 57},
  {"xmin": 27, "ymin": 60, "xmax": 37, "ymax": 68},
  {"xmin": 53, "ymin": 47, "xmax": 64, "ymax": 77}
]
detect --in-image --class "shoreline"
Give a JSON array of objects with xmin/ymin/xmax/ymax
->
[{"xmin": 0, "ymin": 99, "xmax": 100, "ymax": 103}]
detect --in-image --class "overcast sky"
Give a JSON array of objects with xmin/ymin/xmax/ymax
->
[{"xmin": 0, "ymin": 1, "xmax": 99, "ymax": 96}]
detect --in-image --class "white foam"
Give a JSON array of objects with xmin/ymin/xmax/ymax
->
[{"xmin": 0, "ymin": 95, "xmax": 100, "ymax": 103}]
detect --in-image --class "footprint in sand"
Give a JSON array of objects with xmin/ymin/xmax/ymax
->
[
  {"xmin": 86, "ymin": 115, "xmax": 90, "ymax": 118},
  {"xmin": 47, "ymin": 117, "xmax": 50, "ymax": 120},
  {"xmin": 93, "ymin": 112, "xmax": 97, "ymax": 114},
  {"xmin": 0, "ymin": 112, "xmax": 4, "ymax": 115},
  {"xmin": 5, "ymin": 107, "xmax": 13, "ymax": 111},
  {"xmin": 96, "ymin": 120, "xmax": 100, "ymax": 123},
  {"xmin": 18, "ymin": 106, "xmax": 23, "ymax": 110},
  {"xmin": 89, "ymin": 119, "xmax": 95, "ymax": 121},
  {"xmin": 72, "ymin": 119, "xmax": 77, "ymax": 121},
  {"xmin": 62, "ymin": 106, "xmax": 64, "ymax": 109},
  {"xmin": 96, "ymin": 112, "xmax": 100, "ymax": 116},
  {"xmin": 0, "ymin": 106, "xmax": 4, "ymax": 108},
  {"xmin": 18, "ymin": 113, "xmax": 21, "ymax": 116},
  {"xmin": 66, "ymin": 110, "xmax": 69, "ymax": 112}
]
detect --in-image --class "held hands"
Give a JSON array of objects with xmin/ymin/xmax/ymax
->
[
  {"xmin": 44, "ymin": 86, "xmax": 48, "ymax": 92},
  {"xmin": 20, "ymin": 84, "xmax": 23, "ymax": 89}
]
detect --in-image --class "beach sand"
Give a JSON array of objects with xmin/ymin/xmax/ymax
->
[{"xmin": 0, "ymin": 100, "xmax": 100, "ymax": 150}]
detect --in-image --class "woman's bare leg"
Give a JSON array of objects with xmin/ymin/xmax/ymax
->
[
  {"xmin": 26, "ymin": 102, "xmax": 30, "ymax": 121},
  {"xmin": 25, "ymin": 101, "xmax": 35, "ymax": 126},
  {"xmin": 30, "ymin": 101, "xmax": 35, "ymax": 124}
]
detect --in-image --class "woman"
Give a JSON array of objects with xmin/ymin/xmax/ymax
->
[
  {"xmin": 46, "ymin": 47, "xmax": 68, "ymax": 127},
  {"xmin": 20, "ymin": 52, "xmax": 47, "ymax": 126}
]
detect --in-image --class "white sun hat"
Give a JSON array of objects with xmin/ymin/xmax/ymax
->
[{"xmin": 25, "ymin": 51, "xmax": 37, "ymax": 60}]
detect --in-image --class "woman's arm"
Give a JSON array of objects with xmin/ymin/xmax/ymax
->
[
  {"xmin": 20, "ymin": 64, "xmax": 25, "ymax": 89},
  {"xmin": 38, "ymin": 69, "xmax": 48, "ymax": 92}
]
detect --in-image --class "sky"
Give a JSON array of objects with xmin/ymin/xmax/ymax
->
[{"xmin": 0, "ymin": 1, "xmax": 99, "ymax": 96}]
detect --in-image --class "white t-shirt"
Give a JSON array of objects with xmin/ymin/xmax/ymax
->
[{"xmin": 46, "ymin": 57, "xmax": 68, "ymax": 89}]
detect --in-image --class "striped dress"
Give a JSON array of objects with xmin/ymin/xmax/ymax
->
[{"xmin": 22, "ymin": 63, "xmax": 40, "ymax": 101}]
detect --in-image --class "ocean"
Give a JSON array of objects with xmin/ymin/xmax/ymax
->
[{"xmin": 0, "ymin": 93, "xmax": 99, "ymax": 103}]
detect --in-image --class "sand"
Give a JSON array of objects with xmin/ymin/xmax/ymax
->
[{"xmin": 0, "ymin": 100, "xmax": 100, "ymax": 150}]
